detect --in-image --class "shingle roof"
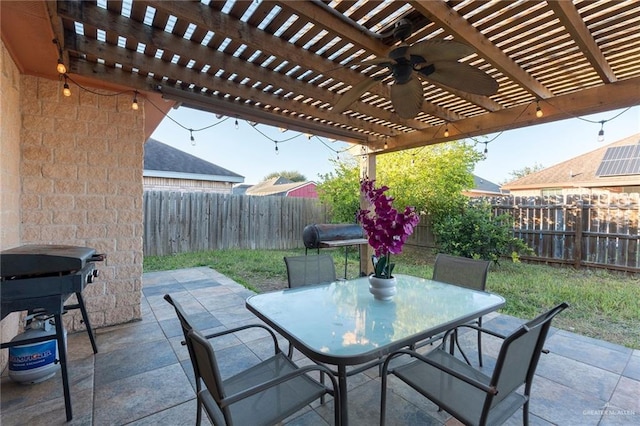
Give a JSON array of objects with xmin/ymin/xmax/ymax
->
[
  {"xmin": 471, "ymin": 175, "xmax": 502, "ymax": 195},
  {"xmin": 144, "ymin": 138, "xmax": 243, "ymax": 181},
  {"xmin": 502, "ymin": 133, "xmax": 640, "ymax": 190},
  {"xmin": 245, "ymin": 177, "xmax": 315, "ymax": 196}
]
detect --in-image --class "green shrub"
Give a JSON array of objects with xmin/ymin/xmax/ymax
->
[{"xmin": 432, "ymin": 201, "xmax": 532, "ymax": 263}]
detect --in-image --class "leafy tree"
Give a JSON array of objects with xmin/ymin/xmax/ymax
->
[
  {"xmin": 501, "ymin": 163, "xmax": 545, "ymax": 185},
  {"xmin": 263, "ymin": 170, "xmax": 307, "ymax": 182},
  {"xmin": 317, "ymin": 156, "xmax": 360, "ymax": 223},
  {"xmin": 376, "ymin": 142, "xmax": 482, "ymax": 224},
  {"xmin": 317, "ymin": 141, "xmax": 483, "ymax": 224}
]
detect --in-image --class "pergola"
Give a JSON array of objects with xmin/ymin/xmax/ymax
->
[{"xmin": 2, "ymin": 0, "xmax": 640, "ymax": 151}]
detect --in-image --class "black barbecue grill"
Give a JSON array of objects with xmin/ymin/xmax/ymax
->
[
  {"xmin": 302, "ymin": 224, "xmax": 368, "ymax": 278},
  {"xmin": 0, "ymin": 245, "xmax": 105, "ymax": 422}
]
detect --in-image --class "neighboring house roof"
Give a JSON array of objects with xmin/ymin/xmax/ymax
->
[
  {"xmin": 466, "ymin": 174, "xmax": 504, "ymax": 196},
  {"xmin": 245, "ymin": 177, "xmax": 316, "ymax": 196},
  {"xmin": 232, "ymin": 184, "xmax": 252, "ymax": 195},
  {"xmin": 143, "ymin": 138, "xmax": 244, "ymax": 183},
  {"xmin": 502, "ymin": 133, "xmax": 640, "ymax": 191}
]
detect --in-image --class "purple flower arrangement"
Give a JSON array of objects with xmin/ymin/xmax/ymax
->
[{"xmin": 356, "ymin": 179, "xmax": 420, "ymax": 279}]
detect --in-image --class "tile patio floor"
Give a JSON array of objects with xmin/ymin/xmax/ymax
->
[{"xmin": 1, "ymin": 267, "xmax": 638, "ymax": 425}]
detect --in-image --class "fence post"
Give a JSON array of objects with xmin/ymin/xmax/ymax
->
[{"xmin": 574, "ymin": 206, "xmax": 583, "ymax": 269}]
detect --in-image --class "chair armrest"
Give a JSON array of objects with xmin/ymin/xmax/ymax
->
[
  {"xmin": 219, "ymin": 363, "xmax": 340, "ymax": 407},
  {"xmin": 442, "ymin": 323, "xmax": 507, "ymax": 342},
  {"xmin": 183, "ymin": 324, "xmax": 281, "ymax": 354},
  {"xmin": 382, "ymin": 349, "xmax": 498, "ymax": 395}
]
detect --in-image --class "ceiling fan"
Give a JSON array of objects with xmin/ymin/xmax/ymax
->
[{"xmin": 332, "ymin": 19, "xmax": 499, "ymax": 119}]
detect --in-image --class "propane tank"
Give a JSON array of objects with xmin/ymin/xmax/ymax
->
[{"xmin": 8, "ymin": 315, "xmax": 67, "ymax": 384}]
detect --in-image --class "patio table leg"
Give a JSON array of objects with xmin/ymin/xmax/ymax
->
[{"xmin": 338, "ymin": 364, "xmax": 348, "ymax": 425}]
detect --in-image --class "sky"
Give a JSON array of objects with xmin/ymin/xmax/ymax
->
[{"xmin": 150, "ymin": 104, "xmax": 640, "ymax": 186}]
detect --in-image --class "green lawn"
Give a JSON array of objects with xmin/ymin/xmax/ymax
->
[{"xmin": 144, "ymin": 246, "xmax": 640, "ymax": 349}]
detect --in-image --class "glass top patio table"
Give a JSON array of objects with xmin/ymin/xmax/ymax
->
[{"xmin": 246, "ymin": 274, "xmax": 505, "ymax": 425}]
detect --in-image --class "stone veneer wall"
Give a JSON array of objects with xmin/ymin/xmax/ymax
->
[
  {"xmin": 0, "ymin": 39, "xmax": 23, "ymax": 369},
  {"xmin": 18, "ymin": 75, "xmax": 145, "ymax": 332},
  {"xmin": 0, "ymin": 55, "xmax": 146, "ymax": 376}
]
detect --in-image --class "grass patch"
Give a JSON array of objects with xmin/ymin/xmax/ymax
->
[{"xmin": 144, "ymin": 246, "xmax": 640, "ymax": 349}]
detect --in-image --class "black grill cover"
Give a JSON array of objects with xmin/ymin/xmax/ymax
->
[{"xmin": 303, "ymin": 224, "xmax": 365, "ymax": 249}]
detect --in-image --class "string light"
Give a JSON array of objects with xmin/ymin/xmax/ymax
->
[
  {"xmin": 444, "ymin": 123, "xmax": 449, "ymax": 138},
  {"xmin": 56, "ymin": 59, "xmax": 67, "ymax": 75},
  {"xmin": 53, "ymin": 39, "xmax": 66, "ymax": 74},
  {"xmin": 189, "ymin": 129, "xmax": 195, "ymax": 146},
  {"xmin": 131, "ymin": 91, "xmax": 139, "ymax": 110},
  {"xmin": 384, "ymin": 140, "xmax": 388, "ymax": 149},
  {"xmin": 235, "ymin": 118, "xmax": 239, "ymax": 130},
  {"xmin": 274, "ymin": 141, "xmax": 279, "ymax": 154},
  {"xmin": 597, "ymin": 121, "xmax": 605, "ymax": 142},
  {"xmin": 535, "ymin": 100, "xmax": 543, "ymax": 118},
  {"xmin": 62, "ymin": 75, "xmax": 71, "ymax": 97}
]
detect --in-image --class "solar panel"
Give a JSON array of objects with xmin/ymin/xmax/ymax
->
[{"xmin": 595, "ymin": 144, "xmax": 640, "ymax": 177}]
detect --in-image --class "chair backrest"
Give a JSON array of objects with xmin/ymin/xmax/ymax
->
[
  {"xmin": 163, "ymin": 294, "xmax": 203, "ymax": 392},
  {"xmin": 486, "ymin": 302, "xmax": 569, "ymax": 413},
  {"xmin": 432, "ymin": 253, "xmax": 490, "ymax": 291},
  {"xmin": 187, "ymin": 328, "xmax": 230, "ymax": 422},
  {"xmin": 284, "ymin": 254, "xmax": 337, "ymax": 288}
]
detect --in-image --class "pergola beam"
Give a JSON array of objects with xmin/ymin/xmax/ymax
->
[
  {"xmin": 546, "ymin": 0, "xmax": 617, "ymax": 84},
  {"xmin": 411, "ymin": 0, "xmax": 555, "ymax": 100}
]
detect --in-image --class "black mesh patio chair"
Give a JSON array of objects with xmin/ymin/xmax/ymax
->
[
  {"xmin": 164, "ymin": 294, "xmax": 341, "ymax": 426},
  {"xmin": 284, "ymin": 254, "xmax": 337, "ymax": 288},
  {"xmin": 425, "ymin": 253, "xmax": 491, "ymax": 366},
  {"xmin": 380, "ymin": 302, "xmax": 569, "ymax": 426}
]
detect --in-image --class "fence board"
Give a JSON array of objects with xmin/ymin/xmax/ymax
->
[{"xmin": 143, "ymin": 191, "xmax": 328, "ymax": 256}]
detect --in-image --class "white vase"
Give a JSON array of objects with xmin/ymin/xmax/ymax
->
[{"xmin": 368, "ymin": 275, "xmax": 397, "ymax": 301}]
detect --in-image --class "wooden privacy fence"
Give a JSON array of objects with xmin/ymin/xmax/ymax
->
[
  {"xmin": 487, "ymin": 193, "xmax": 640, "ymax": 273},
  {"xmin": 143, "ymin": 191, "xmax": 329, "ymax": 256}
]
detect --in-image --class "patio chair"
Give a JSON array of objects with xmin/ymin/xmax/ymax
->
[
  {"xmin": 164, "ymin": 294, "xmax": 341, "ymax": 426},
  {"xmin": 187, "ymin": 327, "xmax": 341, "ymax": 426},
  {"xmin": 426, "ymin": 253, "xmax": 491, "ymax": 366},
  {"xmin": 284, "ymin": 254, "xmax": 337, "ymax": 288},
  {"xmin": 380, "ymin": 302, "xmax": 569, "ymax": 426}
]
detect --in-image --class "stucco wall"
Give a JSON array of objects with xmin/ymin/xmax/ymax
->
[
  {"xmin": 0, "ymin": 39, "xmax": 23, "ymax": 370},
  {"xmin": 0, "ymin": 49, "xmax": 146, "ymax": 372}
]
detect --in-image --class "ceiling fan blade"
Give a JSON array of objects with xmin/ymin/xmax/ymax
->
[
  {"xmin": 390, "ymin": 76, "xmax": 423, "ymax": 119},
  {"xmin": 423, "ymin": 61, "xmax": 499, "ymax": 96},
  {"xmin": 333, "ymin": 77, "xmax": 382, "ymax": 113},
  {"xmin": 406, "ymin": 39, "xmax": 476, "ymax": 62}
]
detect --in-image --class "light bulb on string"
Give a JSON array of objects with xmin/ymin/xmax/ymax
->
[
  {"xmin": 274, "ymin": 142, "xmax": 279, "ymax": 155},
  {"xmin": 62, "ymin": 76, "xmax": 71, "ymax": 97},
  {"xmin": 483, "ymin": 142, "xmax": 488, "ymax": 159},
  {"xmin": 235, "ymin": 118, "xmax": 239, "ymax": 130},
  {"xmin": 56, "ymin": 59, "xmax": 67, "ymax": 75},
  {"xmin": 384, "ymin": 140, "xmax": 388, "ymax": 150},
  {"xmin": 190, "ymin": 129, "xmax": 195, "ymax": 146},
  {"xmin": 535, "ymin": 100, "xmax": 543, "ymax": 118},
  {"xmin": 597, "ymin": 121, "xmax": 605, "ymax": 142},
  {"xmin": 444, "ymin": 124, "xmax": 449, "ymax": 138},
  {"xmin": 131, "ymin": 91, "xmax": 139, "ymax": 110}
]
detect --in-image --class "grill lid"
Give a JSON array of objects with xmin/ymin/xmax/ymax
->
[{"xmin": 0, "ymin": 245, "xmax": 97, "ymax": 278}]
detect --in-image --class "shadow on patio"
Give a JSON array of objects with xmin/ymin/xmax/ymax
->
[{"xmin": 1, "ymin": 267, "xmax": 638, "ymax": 425}]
